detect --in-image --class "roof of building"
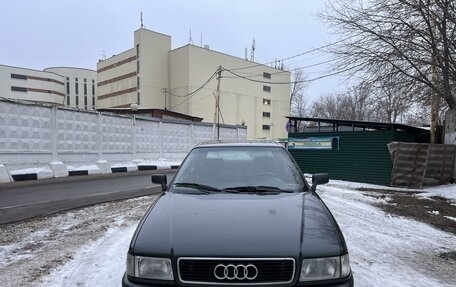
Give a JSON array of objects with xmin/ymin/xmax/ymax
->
[
  {"xmin": 286, "ymin": 117, "xmax": 429, "ymax": 134},
  {"xmin": 97, "ymin": 108, "xmax": 203, "ymax": 122}
]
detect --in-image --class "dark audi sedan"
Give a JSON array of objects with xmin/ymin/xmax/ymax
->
[{"xmin": 123, "ymin": 141, "xmax": 353, "ymax": 286}]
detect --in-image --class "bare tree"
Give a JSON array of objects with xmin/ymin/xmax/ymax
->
[
  {"xmin": 311, "ymin": 93, "xmax": 348, "ymax": 119},
  {"xmin": 290, "ymin": 68, "xmax": 309, "ymax": 117},
  {"xmin": 369, "ymin": 72, "xmax": 415, "ymax": 123},
  {"xmin": 319, "ymin": 0, "xmax": 456, "ymax": 110},
  {"xmin": 344, "ymin": 81, "xmax": 372, "ymax": 121}
]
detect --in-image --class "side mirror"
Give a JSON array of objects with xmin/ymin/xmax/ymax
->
[
  {"xmin": 311, "ymin": 173, "xmax": 329, "ymax": 192},
  {"xmin": 151, "ymin": 174, "xmax": 167, "ymax": 191}
]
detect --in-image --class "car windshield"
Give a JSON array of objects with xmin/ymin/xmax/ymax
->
[{"xmin": 172, "ymin": 146, "xmax": 307, "ymax": 192}]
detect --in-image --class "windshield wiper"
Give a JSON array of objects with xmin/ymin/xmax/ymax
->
[
  {"xmin": 221, "ymin": 186, "xmax": 294, "ymax": 194},
  {"xmin": 173, "ymin": 182, "xmax": 221, "ymax": 193}
]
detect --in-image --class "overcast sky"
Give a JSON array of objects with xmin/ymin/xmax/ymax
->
[{"xmin": 0, "ymin": 0, "xmax": 347, "ymax": 102}]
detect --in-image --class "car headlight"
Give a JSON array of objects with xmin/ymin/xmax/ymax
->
[
  {"xmin": 127, "ymin": 254, "xmax": 174, "ymax": 280},
  {"xmin": 299, "ymin": 254, "xmax": 350, "ymax": 281}
]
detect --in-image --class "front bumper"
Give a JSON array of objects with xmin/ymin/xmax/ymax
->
[{"xmin": 122, "ymin": 273, "xmax": 354, "ymax": 287}]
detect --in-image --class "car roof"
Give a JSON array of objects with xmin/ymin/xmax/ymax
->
[{"xmin": 194, "ymin": 140, "xmax": 284, "ymax": 148}]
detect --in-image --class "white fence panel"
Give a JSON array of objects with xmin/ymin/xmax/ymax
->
[
  {"xmin": 101, "ymin": 114, "xmax": 132, "ymax": 153},
  {"xmin": 161, "ymin": 123, "xmax": 191, "ymax": 152},
  {"xmin": 136, "ymin": 119, "xmax": 160, "ymax": 153},
  {"xmin": 56, "ymin": 109, "xmax": 98, "ymax": 152},
  {"xmin": 0, "ymin": 102, "xmax": 52, "ymax": 152},
  {"xmin": 0, "ymin": 100, "xmax": 247, "ymax": 167}
]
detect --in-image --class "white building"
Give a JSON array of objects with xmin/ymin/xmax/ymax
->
[
  {"xmin": 0, "ymin": 65, "xmax": 96, "ymax": 110},
  {"xmin": 97, "ymin": 28, "xmax": 291, "ymax": 139},
  {"xmin": 44, "ymin": 67, "xmax": 97, "ymax": 110},
  {"xmin": 0, "ymin": 64, "xmax": 65, "ymax": 105}
]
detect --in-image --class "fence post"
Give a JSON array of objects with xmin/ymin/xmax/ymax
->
[
  {"xmin": 190, "ymin": 124, "xmax": 194, "ymax": 148},
  {"xmin": 159, "ymin": 121, "xmax": 163, "ymax": 158},
  {"xmin": 51, "ymin": 106, "xmax": 58, "ymax": 161},
  {"xmin": 132, "ymin": 116, "xmax": 137, "ymax": 159},
  {"xmin": 97, "ymin": 112, "xmax": 102, "ymax": 159}
]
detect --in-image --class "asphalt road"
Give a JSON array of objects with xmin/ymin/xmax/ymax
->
[{"xmin": 0, "ymin": 170, "xmax": 175, "ymax": 225}]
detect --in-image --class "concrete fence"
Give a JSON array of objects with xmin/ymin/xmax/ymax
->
[{"xmin": 0, "ymin": 99, "xmax": 246, "ymax": 181}]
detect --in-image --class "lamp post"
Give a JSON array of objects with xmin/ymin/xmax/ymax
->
[
  {"xmin": 130, "ymin": 102, "xmax": 139, "ymax": 125},
  {"xmin": 130, "ymin": 103, "xmax": 139, "ymax": 157}
]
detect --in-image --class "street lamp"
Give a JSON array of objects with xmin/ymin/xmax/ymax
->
[{"xmin": 130, "ymin": 103, "xmax": 139, "ymax": 125}]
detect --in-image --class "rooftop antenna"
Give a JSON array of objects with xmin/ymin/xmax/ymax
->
[
  {"xmin": 102, "ymin": 50, "xmax": 106, "ymax": 61},
  {"xmin": 245, "ymin": 47, "xmax": 248, "ymax": 60},
  {"xmin": 140, "ymin": 12, "xmax": 144, "ymax": 28},
  {"xmin": 250, "ymin": 37, "xmax": 256, "ymax": 61},
  {"xmin": 188, "ymin": 29, "xmax": 193, "ymax": 45}
]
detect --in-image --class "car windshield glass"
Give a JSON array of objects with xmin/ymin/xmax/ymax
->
[{"xmin": 172, "ymin": 146, "xmax": 307, "ymax": 192}]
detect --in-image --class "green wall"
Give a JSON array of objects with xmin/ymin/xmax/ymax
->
[{"xmin": 288, "ymin": 130, "xmax": 423, "ymax": 185}]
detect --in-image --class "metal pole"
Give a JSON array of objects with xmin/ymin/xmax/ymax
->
[{"xmin": 216, "ymin": 66, "xmax": 222, "ymax": 140}]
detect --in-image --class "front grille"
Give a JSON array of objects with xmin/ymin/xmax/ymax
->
[{"xmin": 178, "ymin": 257, "xmax": 295, "ymax": 285}]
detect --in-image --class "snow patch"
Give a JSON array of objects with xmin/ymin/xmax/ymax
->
[{"xmin": 444, "ymin": 216, "xmax": 456, "ymax": 222}]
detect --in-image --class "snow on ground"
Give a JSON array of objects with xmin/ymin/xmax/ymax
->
[
  {"xmin": 318, "ymin": 182, "xmax": 456, "ymax": 287},
  {"xmin": 1, "ymin": 181, "xmax": 455, "ymax": 286},
  {"xmin": 9, "ymin": 158, "xmax": 183, "ymax": 178},
  {"xmin": 419, "ymin": 184, "xmax": 456, "ymax": 201}
]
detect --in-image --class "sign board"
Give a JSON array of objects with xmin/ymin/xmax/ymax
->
[{"xmin": 288, "ymin": 136, "xmax": 340, "ymax": 150}]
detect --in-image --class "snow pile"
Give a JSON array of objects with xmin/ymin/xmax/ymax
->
[{"xmin": 9, "ymin": 166, "xmax": 53, "ymax": 179}]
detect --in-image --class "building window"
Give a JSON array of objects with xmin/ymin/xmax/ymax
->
[
  {"xmin": 137, "ymin": 76, "xmax": 140, "ymax": 89},
  {"xmin": 136, "ymin": 44, "xmax": 140, "ymax": 59},
  {"xmin": 92, "ymin": 96, "xmax": 95, "ymax": 109},
  {"xmin": 75, "ymin": 95, "xmax": 79, "ymax": 107},
  {"xmin": 84, "ymin": 78, "xmax": 87, "ymax": 95},
  {"xmin": 91, "ymin": 79, "xmax": 95, "ymax": 96},
  {"xmin": 263, "ymin": 111, "xmax": 271, "ymax": 117},
  {"xmin": 137, "ymin": 61, "xmax": 140, "ymax": 74},
  {"xmin": 137, "ymin": 92, "xmax": 141, "ymax": 105},
  {"xmin": 66, "ymin": 81, "xmax": 70, "ymax": 94},
  {"xmin": 75, "ymin": 78, "xmax": 79, "ymax": 95},
  {"xmin": 11, "ymin": 74, "xmax": 27, "ymax": 80},
  {"xmin": 84, "ymin": 95, "xmax": 88, "ymax": 109},
  {"xmin": 263, "ymin": 99, "xmax": 271, "ymax": 105},
  {"xmin": 262, "ymin": 125, "xmax": 271, "ymax": 130},
  {"xmin": 263, "ymin": 85, "xmax": 271, "ymax": 92},
  {"xmin": 11, "ymin": 86, "xmax": 27, "ymax": 92},
  {"xmin": 67, "ymin": 95, "xmax": 70, "ymax": 105},
  {"xmin": 263, "ymin": 72, "xmax": 271, "ymax": 79}
]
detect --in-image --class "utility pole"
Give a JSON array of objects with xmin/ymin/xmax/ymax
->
[{"xmin": 216, "ymin": 66, "xmax": 222, "ymax": 140}]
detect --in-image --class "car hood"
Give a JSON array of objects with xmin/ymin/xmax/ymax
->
[{"xmin": 132, "ymin": 191, "xmax": 345, "ymax": 258}]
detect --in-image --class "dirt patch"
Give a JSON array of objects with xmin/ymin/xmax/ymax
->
[
  {"xmin": 360, "ymin": 188, "xmax": 456, "ymax": 235},
  {"xmin": 0, "ymin": 195, "xmax": 157, "ymax": 287}
]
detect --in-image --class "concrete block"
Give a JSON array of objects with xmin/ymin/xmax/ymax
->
[
  {"xmin": 50, "ymin": 161, "xmax": 69, "ymax": 178},
  {"xmin": 97, "ymin": 160, "xmax": 112, "ymax": 174},
  {"xmin": 0, "ymin": 164, "xmax": 12, "ymax": 183}
]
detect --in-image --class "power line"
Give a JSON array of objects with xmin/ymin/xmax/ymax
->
[
  {"xmin": 167, "ymin": 69, "xmax": 220, "ymax": 109},
  {"xmin": 223, "ymin": 58, "xmax": 337, "ymax": 79},
  {"xmin": 223, "ymin": 62, "xmax": 364, "ymax": 85},
  {"xmin": 165, "ymin": 70, "xmax": 219, "ymax": 98},
  {"xmin": 226, "ymin": 34, "xmax": 360, "ymax": 71}
]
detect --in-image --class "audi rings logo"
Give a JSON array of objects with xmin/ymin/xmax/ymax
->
[{"xmin": 214, "ymin": 264, "xmax": 258, "ymax": 280}]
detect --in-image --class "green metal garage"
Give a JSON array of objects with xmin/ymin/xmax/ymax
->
[{"xmin": 286, "ymin": 117, "xmax": 430, "ymax": 186}]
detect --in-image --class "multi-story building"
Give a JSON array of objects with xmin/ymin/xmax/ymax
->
[
  {"xmin": 44, "ymin": 67, "xmax": 97, "ymax": 110},
  {"xmin": 97, "ymin": 28, "xmax": 290, "ymax": 139},
  {"xmin": 0, "ymin": 65, "xmax": 96, "ymax": 110},
  {"xmin": 0, "ymin": 64, "xmax": 66, "ymax": 105}
]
